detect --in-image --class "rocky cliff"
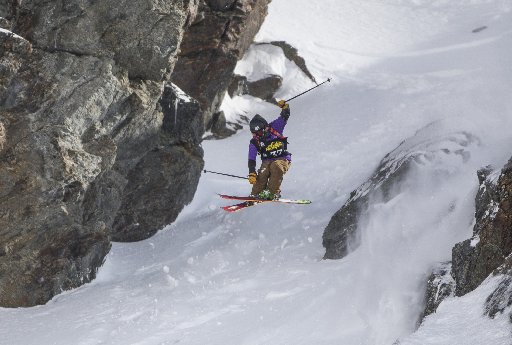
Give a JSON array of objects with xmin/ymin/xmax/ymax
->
[
  {"xmin": 322, "ymin": 120, "xmax": 511, "ymax": 324},
  {"xmin": 0, "ymin": 0, "xmax": 270, "ymax": 307},
  {"xmin": 423, "ymin": 162, "xmax": 512, "ymax": 321}
]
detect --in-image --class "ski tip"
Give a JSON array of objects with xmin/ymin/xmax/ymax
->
[{"xmin": 274, "ymin": 199, "xmax": 312, "ymax": 204}]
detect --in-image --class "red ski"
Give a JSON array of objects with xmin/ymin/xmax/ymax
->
[{"xmin": 221, "ymin": 201, "xmax": 265, "ymax": 212}]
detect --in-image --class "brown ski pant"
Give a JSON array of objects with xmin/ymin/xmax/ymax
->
[{"xmin": 251, "ymin": 159, "xmax": 291, "ymax": 196}]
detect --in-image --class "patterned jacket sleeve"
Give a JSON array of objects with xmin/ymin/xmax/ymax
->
[{"xmin": 269, "ymin": 107, "xmax": 290, "ymax": 133}]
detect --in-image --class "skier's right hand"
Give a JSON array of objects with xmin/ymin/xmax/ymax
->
[{"xmin": 248, "ymin": 172, "xmax": 257, "ymax": 184}]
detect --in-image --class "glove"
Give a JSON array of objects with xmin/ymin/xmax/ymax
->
[
  {"xmin": 248, "ymin": 172, "xmax": 257, "ymax": 185},
  {"xmin": 277, "ymin": 100, "xmax": 289, "ymax": 109}
]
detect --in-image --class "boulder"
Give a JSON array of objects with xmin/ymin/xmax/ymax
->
[
  {"xmin": 228, "ymin": 73, "xmax": 282, "ymax": 103},
  {"xmin": 323, "ymin": 122, "xmax": 478, "ymax": 259},
  {"xmin": 246, "ymin": 74, "xmax": 282, "ymax": 102}
]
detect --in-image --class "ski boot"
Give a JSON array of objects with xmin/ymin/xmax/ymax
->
[{"xmin": 257, "ymin": 190, "xmax": 278, "ymax": 200}]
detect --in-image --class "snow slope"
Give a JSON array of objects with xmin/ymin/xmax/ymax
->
[{"xmin": 2, "ymin": 1, "xmax": 512, "ymax": 344}]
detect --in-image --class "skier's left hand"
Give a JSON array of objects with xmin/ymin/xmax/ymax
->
[{"xmin": 277, "ymin": 100, "xmax": 289, "ymax": 109}]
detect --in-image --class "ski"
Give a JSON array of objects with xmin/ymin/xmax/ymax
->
[
  {"xmin": 219, "ymin": 194, "xmax": 311, "ymax": 212},
  {"xmin": 221, "ymin": 201, "xmax": 264, "ymax": 212},
  {"xmin": 218, "ymin": 194, "xmax": 311, "ymax": 204},
  {"xmin": 218, "ymin": 194, "xmax": 260, "ymax": 201}
]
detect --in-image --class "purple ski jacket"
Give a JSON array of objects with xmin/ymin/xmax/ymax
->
[{"xmin": 248, "ymin": 111, "xmax": 292, "ymax": 173}]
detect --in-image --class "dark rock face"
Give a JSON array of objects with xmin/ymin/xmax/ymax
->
[
  {"xmin": 418, "ymin": 161, "xmax": 512, "ymax": 322},
  {"xmin": 323, "ymin": 122, "xmax": 478, "ymax": 259},
  {"xmin": 228, "ymin": 74, "xmax": 249, "ymax": 97},
  {"xmin": 246, "ymin": 74, "xmax": 282, "ymax": 102},
  {"xmin": 227, "ymin": 73, "xmax": 281, "ymax": 102},
  {"xmin": 1, "ymin": 26, "xmax": 117, "ymax": 308},
  {"xmin": 112, "ymin": 84, "xmax": 204, "ymax": 242},
  {"xmin": 421, "ymin": 262, "xmax": 455, "ymax": 319},
  {"xmin": 206, "ymin": 0, "xmax": 237, "ymax": 11},
  {"xmin": 452, "ymin": 160, "xmax": 512, "ymax": 297},
  {"xmin": 0, "ymin": 0, "xmax": 216, "ymax": 307},
  {"xmin": 228, "ymin": 74, "xmax": 283, "ymax": 104},
  {"xmin": 11, "ymin": 0, "xmax": 186, "ymax": 80},
  {"xmin": 0, "ymin": 56, "xmax": 198, "ymax": 305},
  {"xmin": 171, "ymin": 0, "xmax": 272, "ymax": 127}
]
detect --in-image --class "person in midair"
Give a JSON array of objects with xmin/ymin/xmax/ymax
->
[{"xmin": 247, "ymin": 100, "xmax": 291, "ymax": 200}]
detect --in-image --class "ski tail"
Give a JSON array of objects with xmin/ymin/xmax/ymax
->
[
  {"xmin": 218, "ymin": 194, "xmax": 260, "ymax": 201},
  {"xmin": 222, "ymin": 201, "xmax": 263, "ymax": 212}
]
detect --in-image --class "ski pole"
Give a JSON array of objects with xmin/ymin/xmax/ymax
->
[
  {"xmin": 285, "ymin": 78, "xmax": 331, "ymax": 103},
  {"xmin": 203, "ymin": 169, "xmax": 247, "ymax": 180}
]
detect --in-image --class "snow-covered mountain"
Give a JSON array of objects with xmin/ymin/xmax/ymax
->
[{"xmin": 1, "ymin": 0, "xmax": 512, "ymax": 344}]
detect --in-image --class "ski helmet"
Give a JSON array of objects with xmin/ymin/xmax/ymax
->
[{"xmin": 249, "ymin": 114, "xmax": 268, "ymax": 133}]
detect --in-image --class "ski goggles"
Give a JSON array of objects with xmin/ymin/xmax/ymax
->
[{"xmin": 253, "ymin": 129, "xmax": 264, "ymax": 137}]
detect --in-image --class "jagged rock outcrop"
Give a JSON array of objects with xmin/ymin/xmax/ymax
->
[
  {"xmin": 322, "ymin": 121, "xmax": 478, "ymax": 259},
  {"xmin": 246, "ymin": 74, "xmax": 282, "ymax": 102},
  {"xmin": 419, "ymin": 161, "xmax": 512, "ymax": 322},
  {"xmin": 171, "ymin": 0, "xmax": 272, "ymax": 127},
  {"xmin": 439, "ymin": 159, "xmax": 512, "ymax": 324},
  {"xmin": 0, "ymin": 0, "xmax": 269, "ymax": 307},
  {"xmin": 228, "ymin": 73, "xmax": 282, "ymax": 102},
  {"xmin": 421, "ymin": 262, "xmax": 455, "ymax": 320},
  {"xmin": 452, "ymin": 167, "xmax": 502, "ymax": 296},
  {"xmin": 228, "ymin": 40, "xmax": 316, "ymax": 101}
]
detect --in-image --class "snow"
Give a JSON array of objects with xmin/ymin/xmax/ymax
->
[
  {"xmin": 400, "ymin": 276, "xmax": 512, "ymax": 345},
  {"xmin": 2, "ymin": 1, "xmax": 512, "ymax": 344},
  {"xmin": 0, "ymin": 28, "xmax": 26, "ymax": 41},
  {"xmin": 169, "ymin": 83, "xmax": 192, "ymax": 103}
]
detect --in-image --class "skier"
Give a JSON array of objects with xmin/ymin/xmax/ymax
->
[{"xmin": 248, "ymin": 100, "xmax": 291, "ymax": 200}]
